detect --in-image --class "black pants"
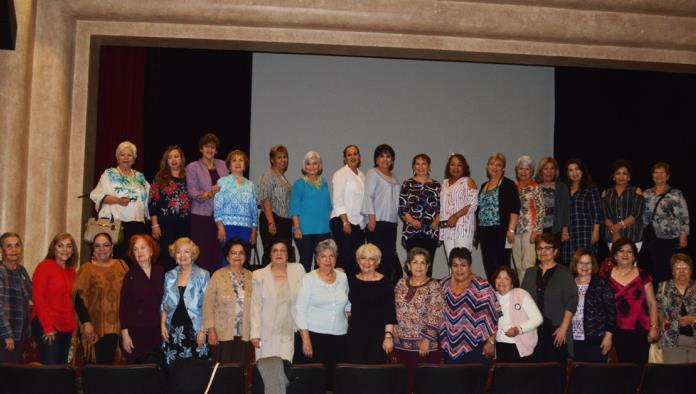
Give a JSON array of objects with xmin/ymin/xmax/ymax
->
[
  {"xmin": 32, "ymin": 318, "xmax": 72, "ymax": 365},
  {"xmin": 532, "ymin": 319, "xmax": 568, "ymax": 368},
  {"xmin": 495, "ymin": 342, "xmax": 531, "ymax": 363},
  {"xmin": 92, "ymin": 333, "xmax": 119, "ymax": 364},
  {"xmin": 403, "ymin": 235, "xmax": 438, "ymax": 277},
  {"xmin": 259, "ymin": 213, "xmax": 293, "ymax": 266},
  {"xmin": 294, "ymin": 331, "xmax": 346, "ymax": 390},
  {"xmin": 294, "ymin": 233, "xmax": 331, "ymax": 272},
  {"xmin": 113, "ymin": 221, "xmax": 147, "ymax": 266},
  {"xmin": 640, "ymin": 237, "xmax": 679, "ymax": 285},
  {"xmin": 478, "ymin": 225, "xmax": 511, "ymax": 280},
  {"xmin": 613, "ymin": 329, "xmax": 649, "ymax": 366},
  {"xmin": 365, "ymin": 221, "xmax": 402, "ymax": 283},
  {"xmin": 573, "ymin": 336, "xmax": 607, "ymax": 362},
  {"xmin": 330, "ymin": 217, "xmax": 365, "ymax": 277}
]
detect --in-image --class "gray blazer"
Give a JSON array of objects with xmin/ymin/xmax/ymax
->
[{"xmin": 552, "ymin": 181, "xmax": 570, "ymax": 234}]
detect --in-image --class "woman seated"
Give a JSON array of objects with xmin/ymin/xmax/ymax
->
[
  {"xmin": 345, "ymin": 243, "xmax": 396, "ymax": 363},
  {"xmin": 161, "ymin": 237, "xmax": 210, "ymax": 365},
  {"xmin": 492, "ymin": 266, "xmax": 542, "ymax": 363},
  {"xmin": 569, "ymin": 249, "xmax": 616, "ymax": 362},
  {"xmin": 440, "ymin": 247, "xmax": 500, "ymax": 365},
  {"xmin": 203, "ymin": 238, "xmax": 253, "ymax": 365},
  {"xmin": 656, "ymin": 253, "xmax": 696, "ymax": 363}
]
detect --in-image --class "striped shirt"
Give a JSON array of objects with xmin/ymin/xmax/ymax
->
[
  {"xmin": 440, "ymin": 177, "xmax": 478, "ymax": 242},
  {"xmin": 601, "ymin": 185, "xmax": 644, "ymax": 243},
  {"xmin": 256, "ymin": 168, "xmax": 291, "ymax": 218},
  {"xmin": 440, "ymin": 275, "xmax": 501, "ymax": 359}
]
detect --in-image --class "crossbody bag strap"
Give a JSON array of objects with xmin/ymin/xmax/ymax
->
[{"xmin": 649, "ymin": 191, "xmax": 670, "ymax": 223}]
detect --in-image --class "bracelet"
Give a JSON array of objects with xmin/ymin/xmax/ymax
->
[
  {"xmin": 384, "ymin": 331, "xmax": 393, "ymax": 337},
  {"xmin": 620, "ymin": 220, "xmax": 625, "ymax": 228},
  {"xmin": 268, "ymin": 222, "xmax": 275, "ymax": 226},
  {"xmin": 293, "ymin": 226, "xmax": 300, "ymax": 232},
  {"xmin": 343, "ymin": 222, "xmax": 350, "ymax": 226},
  {"xmin": 508, "ymin": 229, "xmax": 515, "ymax": 234},
  {"xmin": 151, "ymin": 224, "xmax": 160, "ymax": 228}
]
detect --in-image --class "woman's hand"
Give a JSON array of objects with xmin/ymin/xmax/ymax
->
[
  {"xmin": 600, "ymin": 332, "xmax": 613, "ymax": 355},
  {"xmin": 678, "ymin": 316, "xmax": 696, "ymax": 327},
  {"xmin": 552, "ymin": 325, "xmax": 568, "ymax": 347},
  {"xmin": 648, "ymin": 326, "xmax": 660, "ymax": 343},
  {"xmin": 418, "ymin": 339, "xmax": 431, "ymax": 357},
  {"xmin": 161, "ymin": 324, "xmax": 169, "ymax": 343},
  {"xmin": 196, "ymin": 331, "xmax": 206, "ymax": 347},
  {"xmin": 367, "ymin": 218, "xmax": 377, "ymax": 232},
  {"xmin": 117, "ymin": 196, "xmax": 130, "ymax": 206},
  {"xmin": 250, "ymin": 229, "xmax": 257, "ymax": 245},
  {"xmin": 506, "ymin": 231, "xmax": 515, "ymax": 245},
  {"xmin": 207, "ymin": 328, "xmax": 218, "ymax": 346},
  {"xmin": 152, "ymin": 226, "xmax": 162, "ymax": 240},
  {"xmin": 342, "ymin": 222, "xmax": 352, "ymax": 235},
  {"xmin": 679, "ymin": 233, "xmax": 688, "ymax": 248},
  {"xmin": 483, "ymin": 341, "xmax": 495, "ymax": 358},
  {"xmin": 411, "ymin": 218, "xmax": 423, "ymax": 230},
  {"xmin": 529, "ymin": 231, "xmax": 539, "ymax": 244},
  {"xmin": 268, "ymin": 221, "xmax": 277, "ymax": 236},
  {"xmin": 505, "ymin": 326, "xmax": 520, "ymax": 338},
  {"xmin": 217, "ymin": 227, "xmax": 226, "ymax": 243},
  {"xmin": 302, "ymin": 337, "xmax": 314, "ymax": 358},
  {"xmin": 122, "ymin": 329, "xmax": 134, "ymax": 354},
  {"xmin": 4, "ymin": 338, "xmax": 15, "ymax": 351},
  {"xmin": 82, "ymin": 322, "xmax": 97, "ymax": 344},
  {"xmin": 211, "ymin": 184, "xmax": 221, "ymax": 194},
  {"xmin": 382, "ymin": 337, "xmax": 394, "ymax": 354},
  {"xmin": 43, "ymin": 331, "xmax": 56, "ymax": 344},
  {"xmin": 591, "ymin": 227, "xmax": 600, "ymax": 245},
  {"xmin": 294, "ymin": 228, "xmax": 303, "ymax": 239},
  {"xmin": 561, "ymin": 227, "xmax": 570, "ymax": 242},
  {"xmin": 446, "ymin": 215, "xmax": 458, "ymax": 228},
  {"xmin": 251, "ymin": 338, "xmax": 261, "ymax": 348}
]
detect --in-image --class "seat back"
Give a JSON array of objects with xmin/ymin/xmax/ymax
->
[
  {"xmin": 567, "ymin": 362, "xmax": 641, "ymax": 394},
  {"xmin": 206, "ymin": 363, "xmax": 244, "ymax": 394},
  {"xmin": 252, "ymin": 363, "xmax": 325, "ymax": 394},
  {"xmin": 413, "ymin": 363, "xmax": 488, "ymax": 394},
  {"xmin": 639, "ymin": 363, "xmax": 696, "ymax": 394},
  {"xmin": 167, "ymin": 360, "xmax": 244, "ymax": 394},
  {"xmin": 82, "ymin": 363, "xmax": 164, "ymax": 394},
  {"xmin": 0, "ymin": 363, "xmax": 76, "ymax": 394},
  {"xmin": 490, "ymin": 362, "xmax": 563, "ymax": 394},
  {"xmin": 334, "ymin": 363, "xmax": 407, "ymax": 394}
]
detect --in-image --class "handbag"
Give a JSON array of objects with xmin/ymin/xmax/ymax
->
[
  {"xmin": 83, "ymin": 197, "xmax": 124, "ymax": 244},
  {"xmin": 649, "ymin": 281, "xmax": 668, "ymax": 364},
  {"xmin": 642, "ymin": 191, "xmax": 670, "ymax": 243}
]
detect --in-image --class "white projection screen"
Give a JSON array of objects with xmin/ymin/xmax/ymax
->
[{"xmin": 250, "ymin": 53, "xmax": 554, "ymax": 278}]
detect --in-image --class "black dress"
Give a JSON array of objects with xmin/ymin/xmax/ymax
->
[
  {"xmin": 163, "ymin": 286, "xmax": 209, "ymax": 364},
  {"xmin": 345, "ymin": 276, "xmax": 397, "ymax": 363}
]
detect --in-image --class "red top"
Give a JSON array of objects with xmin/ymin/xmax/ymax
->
[
  {"xmin": 31, "ymin": 259, "xmax": 77, "ymax": 333},
  {"xmin": 609, "ymin": 268, "xmax": 652, "ymax": 331}
]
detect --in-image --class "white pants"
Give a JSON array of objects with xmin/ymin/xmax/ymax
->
[
  {"xmin": 512, "ymin": 232, "xmax": 536, "ymax": 283},
  {"xmin": 254, "ymin": 334, "xmax": 294, "ymax": 362}
]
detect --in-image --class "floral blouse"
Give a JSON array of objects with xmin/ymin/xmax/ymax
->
[
  {"xmin": 643, "ymin": 186, "xmax": 690, "ymax": 239},
  {"xmin": 656, "ymin": 279, "xmax": 696, "ymax": 348},
  {"xmin": 516, "ymin": 181, "xmax": 544, "ymax": 234},
  {"xmin": 149, "ymin": 177, "xmax": 191, "ymax": 219},
  {"xmin": 399, "ymin": 178, "xmax": 441, "ymax": 243},
  {"xmin": 394, "ymin": 278, "xmax": 444, "ymax": 352}
]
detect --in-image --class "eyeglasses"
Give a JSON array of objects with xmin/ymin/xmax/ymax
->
[
  {"xmin": 94, "ymin": 243, "xmax": 112, "ymax": 249},
  {"xmin": 617, "ymin": 250, "xmax": 634, "ymax": 255},
  {"xmin": 228, "ymin": 251, "xmax": 245, "ymax": 257},
  {"xmin": 535, "ymin": 246, "xmax": 554, "ymax": 251}
]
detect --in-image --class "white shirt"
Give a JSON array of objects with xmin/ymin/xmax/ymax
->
[
  {"xmin": 331, "ymin": 165, "xmax": 366, "ymax": 227},
  {"xmin": 295, "ymin": 270, "xmax": 351, "ymax": 335},
  {"xmin": 495, "ymin": 290, "xmax": 543, "ymax": 344}
]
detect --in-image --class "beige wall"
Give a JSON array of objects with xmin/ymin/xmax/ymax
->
[{"xmin": 1, "ymin": 0, "xmax": 695, "ymax": 272}]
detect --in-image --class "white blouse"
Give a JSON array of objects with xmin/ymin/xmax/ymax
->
[{"xmin": 330, "ymin": 165, "xmax": 366, "ymax": 227}]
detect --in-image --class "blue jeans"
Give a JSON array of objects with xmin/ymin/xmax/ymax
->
[{"xmin": 32, "ymin": 318, "xmax": 72, "ymax": 364}]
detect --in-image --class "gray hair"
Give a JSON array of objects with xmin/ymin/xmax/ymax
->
[
  {"xmin": 115, "ymin": 141, "xmax": 138, "ymax": 159},
  {"xmin": 301, "ymin": 150, "xmax": 323, "ymax": 175},
  {"xmin": 516, "ymin": 155, "xmax": 535, "ymax": 174},
  {"xmin": 314, "ymin": 238, "xmax": 337, "ymax": 258}
]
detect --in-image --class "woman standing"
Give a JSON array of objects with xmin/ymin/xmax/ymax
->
[
  {"xmin": 330, "ymin": 145, "xmax": 366, "ymax": 276},
  {"xmin": 393, "ymin": 248, "xmax": 443, "ymax": 394},
  {"xmin": 73, "ymin": 233, "xmax": 129, "ymax": 364},
  {"xmin": 214, "ymin": 150, "xmax": 258, "ymax": 261},
  {"xmin": 346, "ymin": 243, "xmax": 396, "ymax": 363},
  {"xmin": 186, "ymin": 133, "xmax": 229, "ymax": 273},
  {"xmin": 161, "ymin": 238, "xmax": 210, "ymax": 365},
  {"xmin": 607, "ymin": 238, "xmax": 659, "ymax": 365},
  {"xmin": 513, "ymin": 155, "xmax": 544, "ymax": 283},
  {"xmin": 90, "ymin": 141, "xmax": 150, "ymax": 264},
  {"xmin": 561, "ymin": 159, "xmax": 601, "ymax": 265},
  {"xmin": 120, "ymin": 234, "xmax": 164, "ymax": 364},
  {"xmin": 641, "ymin": 162, "xmax": 690, "ymax": 284},
  {"xmin": 440, "ymin": 248, "xmax": 500, "ymax": 365},
  {"xmin": 492, "ymin": 266, "xmax": 543, "ymax": 363},
  {"xmin": 295, "ymin": 239, "xmax": 350, "ymax": 390},
  {"xmin": 0, "ymin": 233, "xmax": 32, "ymax": 363},
  {"xmin": 202, "ymin": 238, "xmax": 253, "ymax": 365},
  {"xmin": 601, "ymin": 160, "xmax": 644, "ymax": 250},
  {"xmin": 477, "ymin": 153, "xmax": 520, "ymax": 279},
  {"xmin": 399, "ymin": 154, "xmax": 441, "ymax": 276},
  {"xmin": 520, "ymin": 233, "xmax": 577, "ymax": 366},
  {"xmin": 257, "ymin": 145, "xmax": 293, "ymax": 266},
  {"xmin": 31, "ymin": 233, "xmax": 79, "ymax": 364},
  {"xmin": 569, "ymin": 249, "xmax": 616, "ymax": 362},
  {"xmin": 290, "ymin": 151, "xmax": 332, "ymax": 272},
  {"xmin": 535, "ymin": 157, "xmax": 570, "ymax": 240},
  {"xmin": 149, "ymin": 146, "xmax": 191, "ymax": 272},
  {"xmin": 362, "ymin": 144, "xmax": 401, "ymax": 282},
  {"xmin": 250, "ymin": 240, "xmax": 306, "ymax": 361},
  {"xmin": 657, "ymin": 253, "xmax": 696, "ymax": 363},
  {"xmin": 439, "ymin": 154, "xmax": 477, "ymax": 266}
]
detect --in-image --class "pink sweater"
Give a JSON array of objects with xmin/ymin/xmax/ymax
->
[{"xmin": 508, "ymin": 288, "xmax": 539, "ymax": 357}]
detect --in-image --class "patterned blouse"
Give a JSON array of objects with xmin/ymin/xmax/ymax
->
[
  {"xmin": 399, "ymin": 178, "xmax": 441, "ymax": 243},
  {"xmin": 572, "ymin": 283, "xmax": 589, "ymax": 340},
  {"xmin": 478, "ymin": 185, "xmax": 501, "ymax": 227},
  {"xmin": 149, "ymin": 177, "xmax": 191, "ymax": 219},
  {"xmin": 643, "ymin": 186, "xmax": 690, "ymax": 239},
  {"xmin": 601, "ymin": 185, "xmax": 644, "ymax": 243},
  {"xmin": 609, "ymin": 269, "xmax": 652, "ymax": 331},
  {"xmin": 440, "ymin": 177, "xmax": 478, "ymax": 242},
  {"xmin": 440, "ymin": 275, "xmax": 500, "ymax": 358},
  {"xmin": 516, "ymin": 181, "xmax": 544, "ymax": 234},
  {"xmin": 394, "ymin": 278, "xmax": 444, "ymax": 352},
  {"xmin": 90, "ymin": 168, "xmax": 150, "ymax": 222},
  {"xmin": 656, "ymin": 279, "xmax": 696, "ymax": 348},
  {"xmin": 256, "ymin": 168, "xmax": 291, "ymax": 219},
  {"xmin": 540, "ymin": 184, "xmax": 556, "ymax": 230},
  {"xmin": 214, "ymin": 176, "xmax": 258, "ymax": 228}
]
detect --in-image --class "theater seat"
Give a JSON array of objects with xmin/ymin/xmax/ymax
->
[
  {"xmin": 206, "ymin": 363, "xmax": 245, "ymax": 394},
  {"xmin": 252, "ymin": 362, "xmax": 324, "ymax": 394},
  {"xmin": 0, "ymin": 363, "xmax": 76, "ymax": 394},
  {"xmin": 566, "ymin": 362, "xmax": 641, "ymax": 394},
  {"xmin": 167, "ymin": 361, "xmax": 244, "ymax": 394},
  {"xmin": 334, "ymin": 363, "xmax": 407, "ymax": 394},
  {"xmin": 414, "ymin": 363, "xmax": 488, "ymax": 394},
  {"xmin": 639, "ymin": 362, "xmax": 696, "ymax": 394},
  {"xmin": 490, "ymin": 362, "xmax": 563, "ymax": 394},
  {"xmin": 82, "ymin": 363, "xmax": 165, "ymax": 394}
]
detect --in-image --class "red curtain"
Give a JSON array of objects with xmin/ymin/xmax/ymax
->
[{"xmin": 93, "ymin": 46, "xmax": 146, "ymax": 185}]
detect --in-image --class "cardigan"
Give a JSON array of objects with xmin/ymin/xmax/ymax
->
[
  {"xmin": 521, "ymin": 264, "xmax": 578, "ymax": 327},
  {"xmin": 186, "ymin": 159, "xmax": 229, "ymax": 216},
  {"xmin": 250, "ymin": 263, "xmax": 306, "ymax": 340},
  {"xmin": 31, "ymin": 259, "xmax": 77, "ymax": 333},
  {"xmin": 579, "ymin": 275, "xmax": 616, "ymax": 338},
  {"xmin": 546, "ymin": 181, "xmax": 570, "ymax": 234},
  {"xmin": 119, "ymin": 263, "xmax": 164, "ymax": 331},
  {"xmin": 161, "ymin": 264, "xmax": 210, "ymax": 333},
  {"xmin": 295, "ymin": 270, "xmax": 350, "ymax": 335},
  {"xmin": 478, "ymin": 177, "xmax": 520, "ymax": 231},
  {"xmin": 202, "ymin": 267, "xmax": 253, "ymax": 341},
  {"xmin": 656, "ymin": 279, "xmax": 696, "ymax": 348},
  {"xmin": 496, "ymin": 288, "xmax": 542, "ymax": 357}
]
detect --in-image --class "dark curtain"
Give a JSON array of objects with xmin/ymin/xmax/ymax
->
[
  {"xmin": 93, "ymin": 46, "xmax": 146, "ymax": 185},
  {"xmin": 554, "ymin": 67, "xmax": 696, "ymax": 259}
]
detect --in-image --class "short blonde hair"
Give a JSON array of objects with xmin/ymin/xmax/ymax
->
[
  {"xmin": 356, "ymin": 243, "xmax": 382, "ymax": 267},
  {"xmin": 535, "ymin": 157, "xmax": 559, "ymax": 182},
  {"xmin": 487, "ymin": 152, "xmax": 506, "ymax": 168},
  {"xmin": 168, "ymin": 237, "xmax": 200, "ymax": 262},
  {"xmin": 115, "ymin": 141, "xmax": 138, "ymax": 160},
  {"xmin": 225, "ymin": 150, "xmax": 249, "ymax": 171}
]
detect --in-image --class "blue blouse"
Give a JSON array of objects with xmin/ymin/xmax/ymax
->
[
  {"xmin": 214, "ymin": 176, "xmax": 258, "ymax": 228},
  {"xmin": 289, "ymin": 177, "xmax": 332, "ymax": 235},
  {"xmin": 161, "ymin": 265, "xmax": 210, "ymax": 333}
]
